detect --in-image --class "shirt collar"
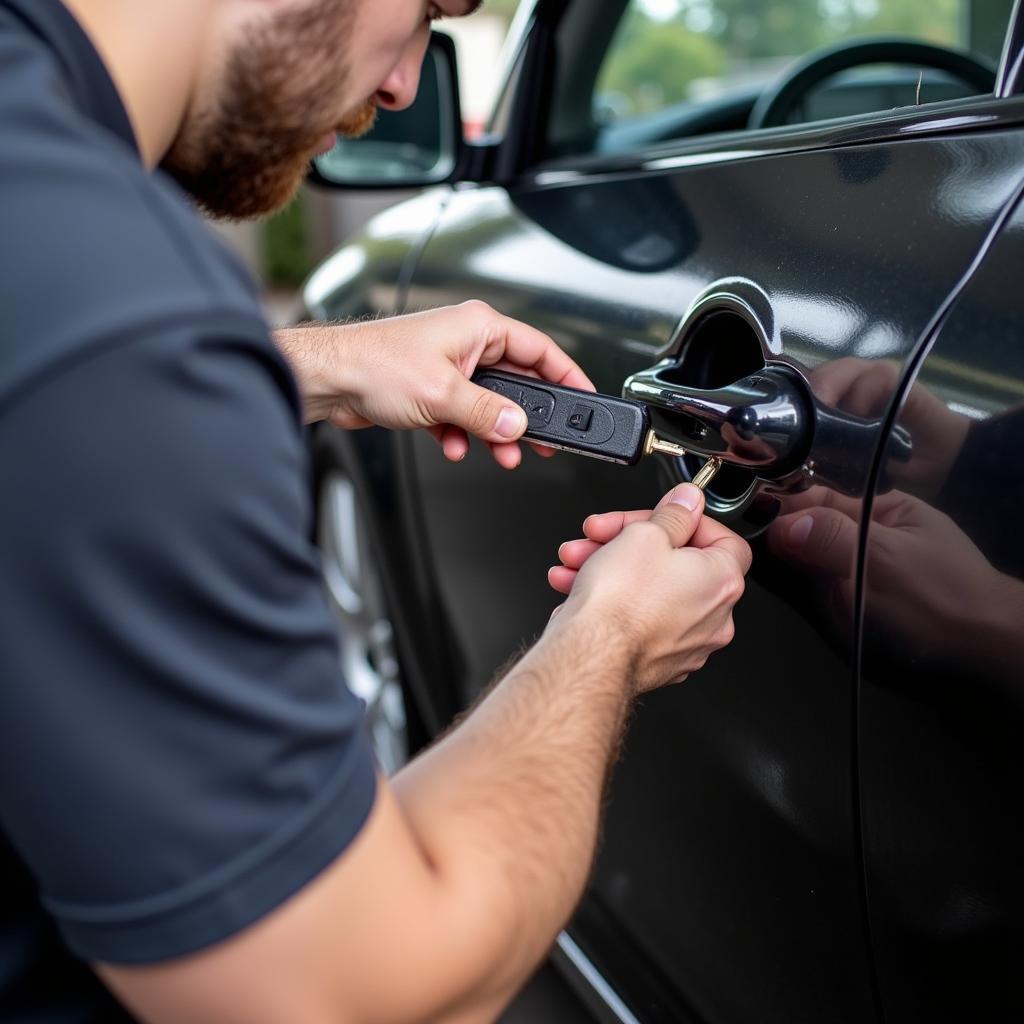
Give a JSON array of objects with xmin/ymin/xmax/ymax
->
[{"xmin": 2, "ymin": 0, "xmax": 139, "ymax": 154}]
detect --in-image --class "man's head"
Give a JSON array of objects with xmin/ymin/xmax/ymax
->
[{"xmin": 163, "ymin": 0, "xmax": 479, "ymax": 220}]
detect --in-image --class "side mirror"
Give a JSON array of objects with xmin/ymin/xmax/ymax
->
[{"xmin": 310, "ymin": 32, "xmax": 465, "ymax": 190}]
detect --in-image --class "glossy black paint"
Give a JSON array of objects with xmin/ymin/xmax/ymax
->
[
  {"xmin": 857, "ymin": 189, "xmax": 1024, "ymax": 1024},
  {"xmin": 305, "ymin": 7, "xmax": 1024, "ymax": 1022}
]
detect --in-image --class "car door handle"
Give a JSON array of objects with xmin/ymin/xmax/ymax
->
[{"xmin": 623, "ymin": 361, "xmax": 911, "ymax": 495}]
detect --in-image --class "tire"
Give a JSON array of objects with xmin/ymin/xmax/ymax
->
[{"xmin": 315, "ymin": 461, "xmax": 409, "ymax": 776}]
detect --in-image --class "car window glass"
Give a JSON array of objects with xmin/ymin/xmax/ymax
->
[{"xmin": 549, "ymin": 0, "xmax": 1015, "ymax": 159}]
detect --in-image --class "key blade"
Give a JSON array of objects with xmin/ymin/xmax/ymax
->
[
  {"xmin": 643, "ymin": 430, "xmax": 688, "ymax": 458},
  {"xmin": 691, "ymin": 456, "xmax": 723, "ymax": 491}
]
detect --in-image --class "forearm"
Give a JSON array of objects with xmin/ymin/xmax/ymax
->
[
  {"xmin": 392, "ymin": 608, "xmax": 633, "ymax": 1012},
  {"xmin": 274, "ymin": 324, "xmax": 359, "ymax": 424}
]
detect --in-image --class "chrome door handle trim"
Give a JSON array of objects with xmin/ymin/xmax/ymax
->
[
  {"xmin": 624, "ymin": 360, "xmax": 912, "ymax": 495},
  {"xmin": 624, "ymin": 361, "xmax": 811, "ymax": 473}
]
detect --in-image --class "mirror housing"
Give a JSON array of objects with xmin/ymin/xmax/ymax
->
[{"xmin": 309, "ymin": 32, "xmax": 473, "ymax": 190}]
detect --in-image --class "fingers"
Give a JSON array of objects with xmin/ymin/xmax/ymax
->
[
  {"xmin": 810, "ymin": 357, "xmax": 898, "ymax": 416},
  {"xmin": 557, "ymin": 538, "xmax": 601, "ymax": 571},
  {"xmin": 547, "ymin": 566, "xmax": 577, "ymax": 596},
  {"xmin": 429, "ymin": 423, "xmax": 556, "ymax": 467},
  {"xmin": 426, "ymin": 424, "xmax": 468, "ymax": 463},
  {"xmin": 556, "ymin": 483, "xmax": 751, "ymax": 598},
  {"xmin": 582, "ymin": 483, "xmax": 703, "ymax": 546},
  {"xmin": 689, "ymin": 516, "xmax": 753, "ymax": 575},
  {"xmin": 808, "ymin": 357, "xmax": 868, "ymax": 405},
  {"xmin": 429, "ymin": 428, "xmax": 553, "ymax": 468},
  {"xmin": 442, "ymin": 374, "xmax": 531, "ymax": 447},
  {"xmin": 583, "ymin": 509, "xmax": 653, "ymax": 543},
  {"xmin": 844, "ymin": 362, "xmax": 900, "ymax": 419},
  {"xmin": 487, "ymin": 439, "xmax": 522, "ymax": 470},
  {"xmin": 440, "ymin": 425, "xmax": 469, "ymax": 462},
  {"xmin": 768, "ymin": 506, "xmax": 858, "ymax": 578},
  {"xmin": 645, "ymin": 483, "xmax": 705, "ymax": 548},
  {"xmin": 776, "ymin": 485, "xmax": 862, "ymax": 521},
  {"xmin": 473, "ymin": 305, "xmax": 594, "ymax": 392}
]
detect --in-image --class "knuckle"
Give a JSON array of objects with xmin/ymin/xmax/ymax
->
[
  {"xmin": 726, "ymin": 569, "xmax": 746, "ymax": 605},
  {"xmin": 652, "ymin": 506, "xmax": 690, "ymax": 537},
  {"xmin": 878, "ymin": 360, "xmax": 899, "ymax": 386},
  {"xmin": 467, "ymin": 390, "xmax": 498, "ymax": 434},
  {"xmin": 819, "ymin": 514, "xmax": 844, "ymax": 553},
  {"xmin": 622, "ymin": 520, "xmax": 659, "ymax": 543},
  {"xmin": 717, "ymin": 618, "xmax": 736, "ymax": 648},
  {"xmin": 415, "ymin": 377, "xmax": 449, "ymax": 418},
  {"xmin": 460, "ymin": 298, "xmax": 496, "ymax": 323},
  {"xmin": 739, "ymin": 538, "xmax": 753, "ymax": 572},
  {"xmin": 460, "ymin": 298, "xmax": 490, "ymax": 314},
  {"xmin": 415, "ymin": 374, "xmax": 448, "ymax": 409}
]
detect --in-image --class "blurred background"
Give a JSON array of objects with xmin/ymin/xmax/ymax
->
[{"xmin": 213, "ymin": 0, "xmax": 991, "ymax": 324}]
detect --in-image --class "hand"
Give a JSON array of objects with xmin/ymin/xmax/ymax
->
[
  {"xmin": 768, "ymin": 486, "xmax": 1020, "ymax": 673},
  {"xmin": 276, "ymin": 301, "xmax": 594, "ymax": 469},
  {"xmin": 547, "ymin": 483, "xmax": 752, "ymax": 693},
  {"xmin": 810, "ymin": 357, "xmax": 970, "ymax": 498}
]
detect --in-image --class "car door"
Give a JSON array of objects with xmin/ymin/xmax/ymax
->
[
  {"xmin": 398, "ymin": 2, "xmax": 1024, "ymax": 1020},
  {"xmin": 855, "ymin": 188, "xmax": 1024, "ymax": 1023}
]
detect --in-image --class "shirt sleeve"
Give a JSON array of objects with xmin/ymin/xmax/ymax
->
[{"xmin": 0, "ymin": 320, "xmax": 377, "ymax": 964}]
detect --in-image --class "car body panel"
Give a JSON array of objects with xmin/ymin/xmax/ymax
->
[
  {"xmin": 305, "ymin": 10, "xmax": 1024, "ymax": 1021},
  {"xmin": 304, "ymin": 188, "xmax": 451, "ymax": 321},
  {"xmin": 858, "ymin": 189, "xmax": 1024, "ymax": 1024},
  {"xmin": 396, "ymin": 137, "xmax": 1024, "ymax": 1022}
]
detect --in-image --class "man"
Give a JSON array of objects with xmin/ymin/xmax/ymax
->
[{"xmin": 0, "ymin": 0, "xmax": 751, "ymax": 1020}]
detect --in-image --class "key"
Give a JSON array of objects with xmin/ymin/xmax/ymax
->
[
  {"xmin": 473, "ymin": 368, "xmax": 693, "ymax": 467},
  {"xmin": 691, "ymin": 456, "xmax": 723, "ymax": 491}
]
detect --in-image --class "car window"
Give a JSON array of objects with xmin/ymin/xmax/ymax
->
[{"xmin": 546, "ymin": 0, "xmax": 1016, "ymax": 159}]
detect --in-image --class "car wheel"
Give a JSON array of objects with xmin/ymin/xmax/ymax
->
[{"xmin": 316, "ymin": 467, "xmax": 408, "ymax": 776}]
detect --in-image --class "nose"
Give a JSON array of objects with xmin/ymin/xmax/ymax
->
[{"xmin": 375, "ymin": 24, "xmax": 431, "ymax": 111}]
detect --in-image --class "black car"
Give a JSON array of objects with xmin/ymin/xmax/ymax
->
[{"xmin": 302, "ymin": 2, "xmax": 1024, "ymax": 1021}]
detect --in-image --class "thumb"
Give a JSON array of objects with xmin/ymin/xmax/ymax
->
[
  {"xmin": 448, "ymin": 377, "xmax": 528, "ymax": 442},
  {"xmin": 768, "ymin": 507, "xmax": 858, "ymax": 578},
  {"xmin": 646, "ymin": 483, "xmax": 705, "ymax": 548}
]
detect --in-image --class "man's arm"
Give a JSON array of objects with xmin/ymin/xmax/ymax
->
[
  {"xmin": 274, "ymin": 301, "xmax": 595, "ymax": 469},
  {"xmin": 100, "ymin": 486, "xmax": 750, "ymax": 1024}
]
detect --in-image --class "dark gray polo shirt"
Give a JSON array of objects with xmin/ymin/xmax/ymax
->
[{"xmin": 0, "ymin": 1, "xmax": 377, "ymax": 1018}]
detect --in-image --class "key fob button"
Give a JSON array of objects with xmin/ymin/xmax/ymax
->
[
  {"xmin": 472, "ymin": 369, "xmax": 648, "ymax": 464},
  {"xmin": 512, "ymin": 385, "xmax": 555, "ymax": 426},
  {"xmin": 567, "ymin": 402, "xmax": 615, "ymax": 444},
  {"xmin": 567, "ymin": 404, "xmax": 593, "ymax": 432}
]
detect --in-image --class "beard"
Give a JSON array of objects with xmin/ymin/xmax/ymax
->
[{"xmin": 162, "ymin": 0, "xmax": 376, "ymax": 220}]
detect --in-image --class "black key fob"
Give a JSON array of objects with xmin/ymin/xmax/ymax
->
[{"xmin": 473, "ymin": 369, "xmax": 651, "ymax": 465}]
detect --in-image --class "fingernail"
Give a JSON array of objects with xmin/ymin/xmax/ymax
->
[
  {"xmin": 670, "ymin": 484, "xmax": 701, "ymax": 511},
  {"xmin": 788, "ymin": 515, "xmax": 814, "ymax": 547},
  {"xmin": 496, "ymin": 407, "xmax": 525, "ymax": 438}
]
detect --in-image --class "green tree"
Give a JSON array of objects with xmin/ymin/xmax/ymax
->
[
  {"xmin": 676, "ymin": 0, "xmax": 963, "ymax": 59},
  {"xmin": 686, "ymin": 0, "xmax": 831, "ymax": 60},
  {"xmin": 598, "ymin": 12, "xmax": 724, "ymax": 117},
  {"xmin": 854, "ymin": 0, "xmax": 960, "ymax": 45},
  {"xmin": 263, "ymin": 193, "xmax": 313, "ymax": 289}
]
